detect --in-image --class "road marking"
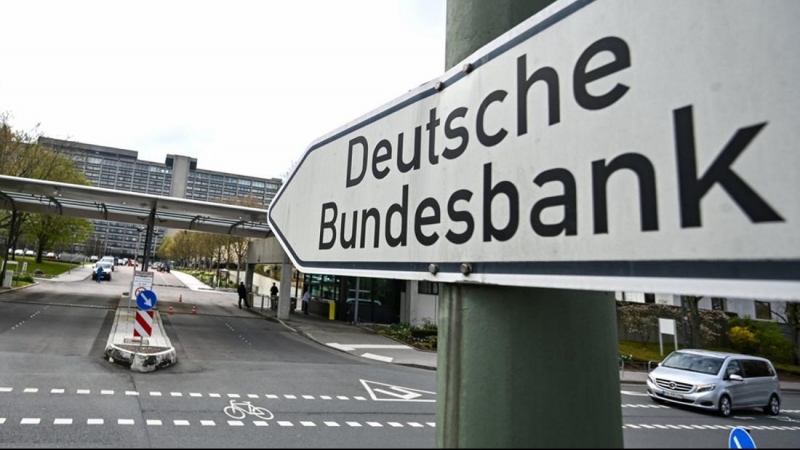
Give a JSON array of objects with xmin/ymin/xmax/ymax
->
[
  {"xmin": 278, "ymin": 421, "xmax": 293, "ymax": 427},
  {"xmin": 150, "ymin": 391, "xmax": 162, "ymax": 396},
  {"xmin": 284, "ymin": 395, "xmax": 297, "ymax": 399},
  {"xmin": 23, "ymin": 388, "xmax": 38, "ymax": 393},
  {"xmin": 228, "ymin": 420, "xmax": 244, "ymax": 426},
  {"xmin": 171, "ymin": 392, "xmax": 182, "ymax": 397},
  {"xmin": 200, "ymin": 420, "xmax": 216, "ymax": 426},
  {"xmin": 87, "ymin": 419, "xmax": 104, "ymax": 425},
  {"xmin": 367, "ymin": 422, "xmax": 383, "ymax": 427},
  {"xmin": 361, "ymin": 352, "xmax": 394, "ymax": 363},
  {"xmin": 324, "ymin": 421, "xmax": 340, "ymax": 427},
  {"xmin": 247, "ymin": 394, "xmax": 259, "ymax": 399},
  {"xmin": 408, "ymin": 422, "xmax": 424, "ymax": 428},
  {"xmin": 626, "ymin": 424, "xmax": 641, "ymax": 429},
  {"xmin": 147, "ymin": 420, "xmax": 162, "ymax": 426},
  {"xmin": 228, "ymin": 394, "xmax": 240, "ymax": 398},
  {"xmin": 301, "ymin": 421, "xmax": 316, "ymax": 427},
  {"xmin": 21, "ymin": 418, "xmax": 40, "ymax": 425},
  {"xmin": 253, "ymin": 421, "xmax": 269, "ymax": 427},
  {"xmin": 327, "ymin": 343, "xmax": 412, "ymax": 351},
  {"xmin": 347, "ymin": 422, "xmax": 362, "ymax": 427},
  {"xmin": 302, "ymin": 395, "xmax": 315, "ymax": 400},
  {"xmin": 266, "ymin": 394, "xmax": 278, "ymax": 399},
  {"xmin": 666, "ymin": 424, "xmax": 681, "ymax": 429},
  {"xmin": 639, "ymin": 424, "xmax": 655, "ymax": 429},
  {"xmin": 174, "ymin": 420, "xmax": 190, "ymax": 426},
  {"xmin": 337, "ymin": 396, "xmax": 349, "ymax": 400},
  {"xmin": 125, "ymin": 391, "xmax": 139, "ymax": 396},
  {"xmin": 209, "ymin": 393, "xmax": 221, "ymax": 398},
  {"xmin": 118, "ymin": 419, "xmax": 135, "ymax": 425},
  {"xmin": 54, "ymin": 418, "xmax": 72, "ymax": 425},
  {"xmin": 388, "ymin": 422, "xmax": 404, "ymax": 427},
  {"xmin": 190, "ymin": 393, "xmax": 202, "ymax": 397},
  {"xmin": 354, "ymin": 396, "xmax": 367, "ymax": 401},
  {"xmin": 620, "ymin": 390, "xmax": 649, "ymax": 397},
  {"xmin": 102, "ymin": 390, "xmax": 114, "ymax": 395},
  {"xmin": 320, "ymin": 395, "xmax": 332, "ymax": 400},
  {"xmin": 427, "ymin": 422, "xmax": 436, "ymax": 427},
  {"xmin": 0, "ymin": 419, "xmax": 5, "ymax": 424},
  {"xmin": 653, "ymin": 424, "xmax": 668, "ymax": 429},
  {"xmin": 0, "ymin": 388, "xmax": 11, "ymax": 392},
  {"xmin": 77, "ymin": 389, "xmax": 90, "ymax": 395}
]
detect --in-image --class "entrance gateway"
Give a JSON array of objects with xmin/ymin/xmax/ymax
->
[{"xmin": 269, "ymin": 0, "xmax": 800, "ymax": 300}]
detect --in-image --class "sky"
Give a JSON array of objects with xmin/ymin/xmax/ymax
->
[{"xmin": 0, "ymin": 0, "xmax": 446, "ymax": 180}]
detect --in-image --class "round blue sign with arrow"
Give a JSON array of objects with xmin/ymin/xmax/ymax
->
[
  {"xmin": 136, "ymin": 289, "xmax": 158, "ymax": 311},
  {"xmin": 729, "ymin": 427, "xmax": 756, "ymax": 449}
]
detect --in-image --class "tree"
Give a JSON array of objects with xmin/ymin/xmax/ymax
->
[
  {"xmin": 25, "ymin": 216, "xmax": 91, "ymax": 263},
  {"xmin": 681, "ymin": 295, "xmax": 703, "ymax": 348},
  {"xmin": 771, "ymin": 302, "xmax": 800, "ymax": 365}
]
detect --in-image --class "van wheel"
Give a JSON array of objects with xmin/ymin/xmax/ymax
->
[
  {"xmin": 718, "ymin": 395, "xmax": 732, "ymax": 418},
  {"xmin": 764, "ymin": 394, "xmax": 780, "ymax": 416}
]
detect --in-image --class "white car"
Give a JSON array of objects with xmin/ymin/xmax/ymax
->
[
  {"xmin": 24, "ymin": 250, "xmax": 34, "ymax": 256},
  {"xmin": 92, "ymin": 262, "xmax": 113, "ymax": 281},
  {"xmin": 100, "ymin": 256, "xmax": 115, "ymax": 271},
  {"xmin": 90, "ymin": 255, "xmax": 99, "ymax": 262}
]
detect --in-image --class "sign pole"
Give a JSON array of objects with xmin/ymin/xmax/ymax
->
[{"xmin": 437, "ymin": 1, "xmax": 622, "ymax": 447}]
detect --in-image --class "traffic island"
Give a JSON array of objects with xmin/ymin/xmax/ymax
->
[{"xmin": 104, "ymin": 296, "xmax": 177, "ymax": 372}]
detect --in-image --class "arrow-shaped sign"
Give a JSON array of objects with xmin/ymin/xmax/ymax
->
[
  {"xmin": 359, "ymin": 379, "xmax": 436, "ymax": 402},
  {"xmin": 136, "ymin": 289, "xmax": 158, "ymax": 311}
]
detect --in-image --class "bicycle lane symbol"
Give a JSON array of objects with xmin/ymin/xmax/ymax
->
[{"xmin": 223, "ymin": 399, "xmax": 274, "ymax": 420}]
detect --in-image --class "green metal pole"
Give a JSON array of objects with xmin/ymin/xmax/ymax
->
[{"xmin": 439, "ymin": 1, "xmax": 623, "ymax": 447}]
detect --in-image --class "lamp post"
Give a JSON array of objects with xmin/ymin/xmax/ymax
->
[{"xmin": 68, "ymin": 229, "xmax": 77, "ymax": 274}]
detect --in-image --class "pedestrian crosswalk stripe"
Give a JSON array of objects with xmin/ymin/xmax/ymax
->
[
  {"xmin": 147, "ymin": 420, "xmax": 162, "ymax": 426},
  {"xmin": 367, "ymin": 422, "xmax": 383, "ymax": 427},
  {"xmin": 301, "ymin": 421, "xmax": 316, "ymax": 427},
  {"xmin": 324, "ymin": 421, "xmax": 340, "ymax": 427},
  {"xmin": 54, "ymin": 418, "xmax": 72, "ymax": 425},
  {"xmin": 347, "ymin": 422, "xmax": 362, "ymax": 427},
  {"xmin": 200, "ymin": 420, "xmax": 215, "ymax": 426}
]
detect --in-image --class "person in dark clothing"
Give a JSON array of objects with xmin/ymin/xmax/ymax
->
[
  {"xmin": 237, "ymin": 282, "xmax": 250, "ymax": 309},
  {"xmin": 270, "ymin": 282, "xmax": 278, "ymax": 298}
]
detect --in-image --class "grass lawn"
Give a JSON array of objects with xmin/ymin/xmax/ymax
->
[{"xmin": 5, "ymin": 256, "xmax": 78, "ymax": 277}]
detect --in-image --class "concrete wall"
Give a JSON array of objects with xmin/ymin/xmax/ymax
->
[
  {"xmin": 246, "ymin": 237, "xmax": 287, "ymax": 264},
  {"xmin": 400, "ymin": 281, "xmax": 438, "ymax": 327}
]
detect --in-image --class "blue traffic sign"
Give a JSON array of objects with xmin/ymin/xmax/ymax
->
[
  {"xmin": 729, "ymin": 427, "xmax": 756, "ymax": 449},
  {"xmin": 136, "ymin": 289, "xmax": 158, "ymax": 311}
]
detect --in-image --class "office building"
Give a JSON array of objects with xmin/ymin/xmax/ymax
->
[{"xmin": 39, "ymin": 137, "xmax": 281, "ymax": 259}]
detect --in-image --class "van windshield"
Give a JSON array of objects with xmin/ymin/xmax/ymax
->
[{"xmin": 661, "ymin": 352, "xmax": 724, "ymax": 375}]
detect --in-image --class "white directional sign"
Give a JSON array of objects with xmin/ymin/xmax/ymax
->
[
  {"xmin": 269, "ymin": 0, "xmax": 800, "ymax": 299},
  {"xmin": 130, "ymin": 271, "xmax": 154, "ymax": 301}
]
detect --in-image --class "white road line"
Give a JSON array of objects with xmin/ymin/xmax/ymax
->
[
  {"xmin": 247, "ymin": 394, "xmax": 259, "ymax": 399},
  {"xmin": 266, "ymin": 394, "xmax": 278, "ymax": 399},
  {"xmin": 639, "ymin": 424, "xmax": 655, "ymax": 429},
  {"xmin": 427, "ymin": 422, "xmax": 436, "ymax": 427},
  {"xmin": 171, "ymin": 392, "xmax": 183, "ymax": 397},
  {"xmin": 102, "ymin": 390, "xmax": 114, "ymax": 395},
  {"xmin": 278, "ymin": 421, "xmax": 293, "ymax": 427},
  {"xmin": 678, "ymin": 425, "xmax": 693, "ymax": 429},
  {"xmin": 302, "ymin": 395, "xmax": 315, "ymax": 400},
  {"xmin": 209, "ymin": 393, "xmax": 221, "ymax": 398},
  {"xmin": 320, "ymin": 395, "xmax": 332, "ymax": 400},
  {"xmin": 125, "ymin": 391, "xmax": 139, "ymax": 396},
  {"xmin": 228, "ymin": 394, "xmax": 241, "ymax": 398},
  {"xmin": 87, "ymin": 419, "xmax": 104, "ymax": 425},
  {"xmin": 408, "ymin": 422, "xmax": 424, "ymax": 428},
  {"xmin": 228, "ymin": 421, "xmax": 244, "ymax": 426},
  {"xmin": 337, "ymin": 396, "xmax": 349, "ymax": 400},
  {"xmin": 361, "ymin": 353, "xmax": 393, "ymax": 363},
  {"xmin": 653, "ymin": 424, "xmax": 668, "ymax": 429},
  {"xmin": 354, "ymin": 396, "xmax": 366, "ymax": 401},
  {"xmin": 77, "ymin": 389, "xmax": 90, "ymax": 395},
  {"xmin": 324, "ymin": 421, "xmax": 340, "ymax": 427},
  {"xmin": 625, "ymin": 424, "xmax": 641, "ymax": 429},
  {"xmin": 23, "ymin": 388, "xmax": 38, "ymax": 393},
  {"xmin": 301, "ymin": 421, "xmax": 316, "ymax": 427},
  {"xmin": 118, "ymin": 419, "xmax": 135, "ymax": 425},
  {"xmin": 147, "ymin": 420, "xmax": 162, "ymax": 426},
  {"xmin": 51, "ymin": 389, "xmax": 65, "ymax": 394},
  {"xmin": 150, "ymin": 391, "xmax": 162, "ymax": 396},
  {"xmin": 174, "ymin": 420, "xmax": 190, "ymax": 426},
  {"xmin": 0, "ymin": 418, "xmax": 5, "ymax": 424},
  {"xmin": 21, "ymin": 418, "xmax": 40, "ymax": 425},
  {"xmin": 190, "ymin": 393, "xmax": 202, "ymax": 397},
  {"xmin": 347, "ymin": 422, "xmax": 362, "ymax": 427},
  {"xmin": 690, "ymin": 425, "xmax": 707, "ymax": 429},
  {"xmin": 367, "ymin": 422, "xmax": 383, "ymax": 427},
  {"xmin": 254, "ymin": 421, "xmax": 269, "ymax": 427},
  {"xmin": 284, "ymin": 395, "xmax": 297, "ymax": 399},
  {"xmin": 200, "ymin": 420, "xmax": 216, "ymax": 426},
  {"xmin": 0, "ymin": 388, "xmax": 11, "ymax": 392},
  {"xmin": 54, "ymin": 418, "xmax": 72, "ymax": 425},
  {"xmin": 388, "ymin": 422, "xmax": 404, "ymax": 427},
  {"xmin": 666, "ymin": 425, "xmax": 681, "ymax": 429}
]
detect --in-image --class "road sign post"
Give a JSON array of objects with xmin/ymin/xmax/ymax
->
[
  {"xmin": 729, "ymin": 427, "xmax": 756, "ymax": 449},
  {"xmin": 135, "ymin": 289, "xmax": 158, "ymax": 347},
  {"xmin": 130, "ymin": 270, "xmax": 154, "ymax": 310}
]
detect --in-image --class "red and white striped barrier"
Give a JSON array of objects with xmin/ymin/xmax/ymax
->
[{"xmin": 133, "ymin": 310, "xmax": 154, "ymax": 338}]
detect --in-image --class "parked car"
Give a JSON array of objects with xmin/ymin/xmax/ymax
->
[
  {"xmin": 647, "ymin": 349, "xmax": 781, "ymax": 417},
  {"xmin": 45, "ymin": 252, "xmax": 56, "ymax": 259},
  {"xmin": 91, "ymin": 262, "xmax": 113, "ymax": 281},
  {"xmin": 24, "ymin": 249, "xmax": 34, "ymax": 256},
  {"xmin": 90, "ymin": 255, "xmax": 99, "ymax": 262},
  {"xmin": 14, "ymin": 249, "xmax": 23, "ymax": 256},
  {"xmin": 100, "ymin": 256, "xmax": 115, "ymax": 271}
]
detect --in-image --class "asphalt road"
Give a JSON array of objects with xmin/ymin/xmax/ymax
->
[{"xmin": 0, "ymin": 270, "xmax": 798, "ymax": 448}]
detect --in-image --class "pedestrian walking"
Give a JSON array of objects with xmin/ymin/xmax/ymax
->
[
  {"xmin": 238, "ymin": 281, "xmax": 250, "ymax": 309},
  {"xmin": 301, "ymin": 287, "xmax": 311, "ymax": 315},
  {"xmin": 95, "ymin": 265, "xmax": 104, "ymax": 283},
  {"xmin": 270, "ymin": 282, "xmax": 279, "ymax": 298}
]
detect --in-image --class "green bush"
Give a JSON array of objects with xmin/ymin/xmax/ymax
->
[
  {"xmin": 728, "ymin": 326, "xmax": 758, "ymax": 354},
  {"xmin": 15, "ymin": 274, "xmax": 34, "ymax": 283},
  {"xmin": 729, "ymin": 317, "xmax": 793, "ymax": 364}
]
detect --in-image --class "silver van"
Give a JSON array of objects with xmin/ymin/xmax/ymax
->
[{"xmin": 646, "ymin": 349, "xmax": 781, "ymax": 417}]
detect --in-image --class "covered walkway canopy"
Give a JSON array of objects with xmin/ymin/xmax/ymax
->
[{"xmin": 0, "ymin": 174, "xmax": 272, "ymax": 272}]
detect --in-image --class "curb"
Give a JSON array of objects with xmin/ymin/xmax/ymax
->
[
  {"xmin": 0, "ymin": 282, "xmax": 38, "ymax": 294},
  {"xmin": 355, "ymin": 324, "xmax": 438, "ymax": 354},
  {"xmin": 104, "ymin": 343, "xmax": 178, "ymax": 373}
]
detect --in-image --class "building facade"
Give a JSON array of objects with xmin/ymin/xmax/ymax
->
[{"xmin": 39, "ymin": 137, "xmax": 281, "ymax": 259}]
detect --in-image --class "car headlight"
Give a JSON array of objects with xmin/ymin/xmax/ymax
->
[
  {"xmin": 647, "ymin": 374, "xmax": 656, "ymax": 384},
  {"xmin": 696, "ymin": 383, "xmax": 715, "ymax": 393}
]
